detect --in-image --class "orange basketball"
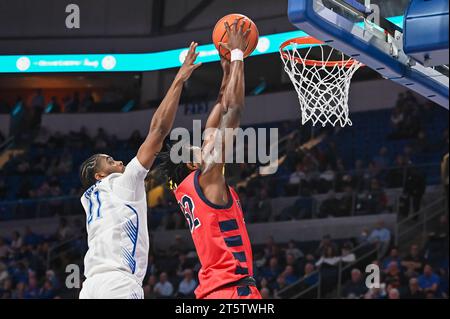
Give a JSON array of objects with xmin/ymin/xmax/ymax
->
[{"xmin": 212, "ymin": 14, "xmax": 259, "ymax": 61}]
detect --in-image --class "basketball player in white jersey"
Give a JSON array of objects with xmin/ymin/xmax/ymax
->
[{"xmin": 77, "ymin": 42, "xmax": 201, "ymax": 299}]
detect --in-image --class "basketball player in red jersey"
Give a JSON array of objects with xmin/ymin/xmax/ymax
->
[{"xmin": 156, "ymin": 19, "xmax": 261, "ymax": 299}]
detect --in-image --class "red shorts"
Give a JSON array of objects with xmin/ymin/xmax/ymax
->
[{"xmin": 202, "ymin": 286, "xmax": 262, "ymax": 299}]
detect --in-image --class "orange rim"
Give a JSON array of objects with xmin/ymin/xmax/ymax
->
[{"xmin": 280, "ymin": 36, "xmax": 359, "ymax": 68}]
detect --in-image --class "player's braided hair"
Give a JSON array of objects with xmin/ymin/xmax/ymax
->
[
  {"xmin": 79, "ymin": 154, "xmax": 103, "ymax": 189},
  {"xmin": 155, "ymin": 143, "xmax": 194, "ymax": 190}
]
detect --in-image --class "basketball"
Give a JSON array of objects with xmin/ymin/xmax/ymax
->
[{"xmin": 212, "ymin": 13, "xmax": 259, "ymax": 60}]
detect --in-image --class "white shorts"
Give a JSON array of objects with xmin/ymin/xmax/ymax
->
[{"xmin": 79, "ymin": 271, "xmax": 144, "ymax": 299}]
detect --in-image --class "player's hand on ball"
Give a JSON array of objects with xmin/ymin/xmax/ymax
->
[
  {"xmin": 177, "ymin": 42, "xmax": 202, "ymax": 82},
  {"xmin": 219, "ymin": 19, "xmax": 251, "ymax": 53}
]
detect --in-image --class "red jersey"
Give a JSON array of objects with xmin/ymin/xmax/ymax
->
[{"xmin": 173, "ymin": 170, "xmax": 254, "ymax": 299}]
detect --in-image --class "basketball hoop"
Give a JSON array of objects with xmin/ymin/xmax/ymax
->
[{"xmin": 280, "ymin": 36, "xmax": 362, "ymax": 127}]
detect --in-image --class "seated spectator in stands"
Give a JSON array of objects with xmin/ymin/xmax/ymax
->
[
  {"xmin": 24, "ymin": 275, "xmax": 40, "ymax": 299},
  {"xmin": 260, "ymin": 287, "xmax": 271, "ymax": 299},
  {"xmin": 367, "ymin": 221, "xmax": 391, "ymax": 258},
  {"xmin": 285, "ymin": 240, "xmax": 304, "ymax": 261},
  {"xmin": 383, "ymin": 261, "xmax": 407, "ymax": 290},
  {"xmin": 11, "ymin": 231, "xmax": 23, "ymax": 251},
  {"xmin": 175, "ymin": 253, "xmax": 193, "ymax": 280},
  {"xmin": 23, "ymin": 226, "xmax": 41, "ymax": 246},
  {"xmin": 274, "ymin": 275, "xmax": 287, "ymax": 296},
  {"xmin": 342, "ymin": 269, "xmax": 368, "ymax": 299},
  {"xmin": 360, "ymin": 179, "xmax": 388, "ymax": 215},
  {"xmin": 143, "ymin": 275, "xmax": 158, "ymax": 299},
  {"xmin": 12, "ymin": 281, "xmax": 26, "ymax": 299},
  {"xmin": 357, "ymin": 227, "xmax": 371, "ymax": 246},
  {"xmin": 0, "ymin": 237, "xmax": 13, "ymax": 260},
  {"xmin": 177, "ymin": 269, "xmax": 197, "ymax": 299},
  {"xmin": 0, "ymin": 262, "xmax": 8, "ymax": 287},
  {"xmin": 56, "ymin": 218, "xmax": 73, "ymax": 241},
  {"xmin": 288, "ymin": 163, "xmax": 305, "ymax": 191},
  {"xmin": 317, "ymin": 165, "xmax": 335, "ymax": 194},
  {"xmin": 302, "ymin": 263, "xmax": 319, "ymax": 288},
  {"xmin": 402, "ymin": 277, "xmax": 425, "ymax": 299},
  {"xmin": 262, "ymin": 257, "xmax": 282, "ymax": 288},
  {"xmin": 263, "ymin": 236, "xmax": 276, "ymax": 259},
  {"xmin": 38, "ymin": 280, "xmax": 55, "ymax": 299},
  {"xmin": 373, "ymin": 147, "xmax": 390, "ymax": 172},
  {"xmin": 418, "ymin": 265, "xmax": 440, "ymax": 297},
  {"xmin": 154, "ymin": 272, "xmax": 174, "ymax": 299},
  {"xmin": 388, "ymin": 288, "xmax": 400, "ymax": 299},
  {"xmin": 281, "ymin": 265, "xmax": 299, "ymax": 285},
  {"xmin": 382, "ymin": 247, "xmax": 402, "ymax": 270},
  {"xmin": 285, "ymin": 253, "xmax": 301, "ymax": 276},
  {"xmin": 401, "ymin": 244, "xmax": 424, "ymax": 274},
  {"xmin": 340, "ymin": 242, "xmax": 356, "ymax": 265},
  {"xmin": 315, "ymin": 234, "xmax": 338, "ymax": 258}
]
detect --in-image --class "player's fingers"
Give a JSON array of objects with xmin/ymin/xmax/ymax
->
[
  {"xmin": 218, "ymin": 42, "xmax": 230, "ymax": 50},
  {"xmin": 233, "ymin": 19, "xmax": 239, "ymax": 32},
  {"xmin": 239, "ymin": 19, "xmax": 247, "ymax": 33},
  {"xmin": 244, "ymin": 28, "xmax": 251, "ymax": 39},
  {"xmin": 192, "ymin": 62, "xmax": 202, "ymax": 70},
  {"xmin": 224, "ymin": 22, "xmax": 231, "ymax": 34}
]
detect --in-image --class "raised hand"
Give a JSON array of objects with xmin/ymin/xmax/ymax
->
[
  {"xmin": 219, "ymin": 19, "xmax": 251, "ymax": 53},
  {"xmin": 176, "ymin": 42, "xmax": 202, "ymax": 82}
]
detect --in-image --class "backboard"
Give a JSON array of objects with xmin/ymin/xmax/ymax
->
[{"xmin": 288, "ymin": 0, "xmax": 449, "ymax": 109}]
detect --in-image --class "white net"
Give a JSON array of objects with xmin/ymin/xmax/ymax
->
[{"xmin": 280, "ymin": 39, "xmax": 362, "ymax": 127}]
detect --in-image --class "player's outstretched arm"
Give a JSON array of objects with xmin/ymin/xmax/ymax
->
[
  {"xmin": 137, "ymin": 42, "xmax": 202, "ymax": 170},
  {"xmin": 201, "ymin": 19, "xmax": 250, "ymax": 175},
  {"xmin": 204, "ymin": 58, "xmax": 230, "ymax": 132}
]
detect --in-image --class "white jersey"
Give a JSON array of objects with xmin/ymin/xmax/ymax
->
[{"xmin": 81, "ymin": 157, "xmax": 149, "ymax": 285}]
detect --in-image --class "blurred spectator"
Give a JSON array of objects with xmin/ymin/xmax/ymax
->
[
  {"xmin": 342, "ymin": 269, "xmax": 368, "ymax": 299},
  {"xmin": 262, "ymin": 257, "xmax": 281, "ymax": 288},
  {"xmin": 56, "ymin": 218, "xmax": 73, "ymax": 241},
  {"xmin": 382, "ymin": 247, "xmax": 402, "ymax": 270},
  {"xmin": 373, "ymin": 147, "xmax": 390, "ymax": 172},
  {"xmin": 401, "ymin": 244, "xmax": 424, "ymax": 274},
  {"xmin": 260, "ymin": 287, "xmax": 271, "ymax": 299},
  {"xmin": 11, "ymin": 231, "xmax": 23, "ymax": 251},
  {"xmin": 367, "ymin": 221, "xmax": 391, "ymax": 258},
  {"xmin": 143, "ymin": 275, "xmax": 157, "ymax": 299},
  {"xmin": 384, "ymin": 261, "xmax": 406, "ymax": 289},
  {"xmin": 388, "ymin": 288, "xmax": 400, "ymax": 299},
  {"xmin": 302, "ymin": 263, "xmax": 319, "ymax": 288},
  {"xmin": 281, "ymin": 265, "xmax": 299, "ymax": 285},
  {"xmin": 39, "ymin": 280, "xmax": 55, "ymax": 299},
  {"xmin": 315, "ymin": 235, "xmax": 338, "ymax": 258},
  {"xmin": 402, "ymin": 277, "xmax": 425, "ymax": 299},
  {"xmin": 0, "ymin": 238, "xmax": 12, "ymax": 258},
  {"xmin": 285, "ymin": 240, "xmax": 304, "ymax": 261},
  {"xmin": 418, "ymin": 265, "xmax": 440, "ymax": 297},
  {"xmin": 154, "ymin": 272, "xmax": 174, "ymax": 298},
  {"xmin": 177, "ymin": 269, "xmax": 197, "ymax": 298}
]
